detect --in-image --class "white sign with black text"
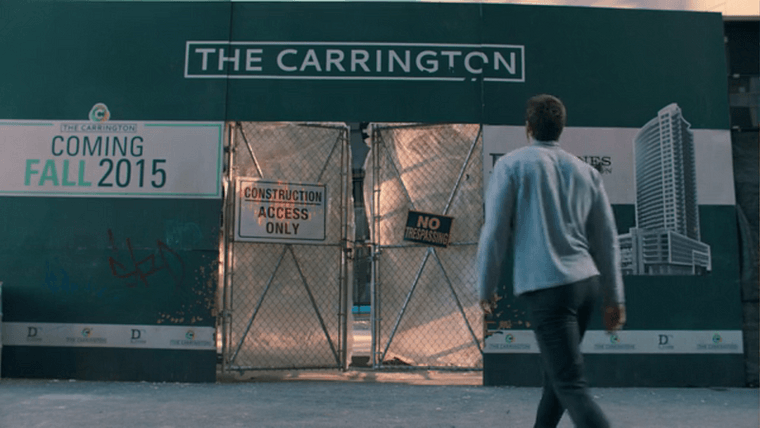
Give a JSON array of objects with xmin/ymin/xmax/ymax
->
[
  {"xmin": 0, "ymin": 120, "xmax": 223, "ymax": 198},
  {"xmin": 234, "ymin": 178, "xmax": 327, "ymax": 243}
]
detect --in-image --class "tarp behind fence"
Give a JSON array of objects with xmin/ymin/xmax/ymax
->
[
  {"xmin": 222, "ymin": 122, "xmax": 352, "ymax": 371},
  {"xmin": 366, "ymin": 124, "xmax": 484, "ymax": 369}
]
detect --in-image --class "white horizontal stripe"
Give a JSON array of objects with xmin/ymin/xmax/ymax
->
[
  {"xmin": 483, "ymin": 126, "xmax": 735, "ymax": 205},
  {"xmin": 2, "ymin": 322, "xmax": 215, "ymax": 351},
  {"xmin": 484, "ymin": 330, "xmax": 744, "ymax": 354}
]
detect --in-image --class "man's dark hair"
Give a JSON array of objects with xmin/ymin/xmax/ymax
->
[{"xmin": 525, "ymin": 94, "xmax": 566, "ymax": 141}]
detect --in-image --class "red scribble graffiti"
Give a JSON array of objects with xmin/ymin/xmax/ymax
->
[{"xmin": 107, "ymin": 229, "xmax": 186, "ymax": 289}]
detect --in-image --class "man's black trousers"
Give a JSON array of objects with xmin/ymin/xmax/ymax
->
[{"xmin": 522, "ymin": 276, "xmax": 611, "ymax": 428}]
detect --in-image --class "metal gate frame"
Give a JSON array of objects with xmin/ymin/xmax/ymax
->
[
  {"xmin": 368, "ymin": 123, "xmax": 484, "ymax": 370},
  {"xmin": 220, "ymin": 122, "xmax": 352, "ymax": 373}
]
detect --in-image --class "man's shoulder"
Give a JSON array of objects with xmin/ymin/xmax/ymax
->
[
  {"xmin": 499, "ymin": 145, "xmax": 536, "ymax": 164},
  {"xmin": 491, "ymin": 148, "xmax": 529, "ymax": 176},
  {"xmin": 557, "ymin": 148, "xmax": 598, "ymax": 173}
]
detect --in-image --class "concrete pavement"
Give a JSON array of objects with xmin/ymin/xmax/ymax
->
[{"xmin": 0, "ymin": 370, "xmax": 758, "ymax": 428}]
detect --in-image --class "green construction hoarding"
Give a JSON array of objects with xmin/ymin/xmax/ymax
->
[{"xmin": 0, "ymin": 1, "xmax": 741, "ymax": 385}]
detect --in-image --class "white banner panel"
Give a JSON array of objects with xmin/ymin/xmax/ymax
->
[
  {"xmin": 0, "ymin": 120, "xmax": 223, "ymax": 198},
  {"xmin": 483, "ymin": 125, "xmax": 735, "ymax": 206},
  {"xmin": 2, "ymin": 322, "xmax": 215, "ymax": 351},
  {"xmin": 234, "ymin": 178, "xmax": 327, "ymax": 243},
  {"xmin": 484, "ymin": 329, "xmax": 744, "ymax": 354}
]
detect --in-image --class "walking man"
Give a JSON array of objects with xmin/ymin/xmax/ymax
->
[{"xmin": 477, "ymin": 94, "xmax": 626, "ymax": 428}]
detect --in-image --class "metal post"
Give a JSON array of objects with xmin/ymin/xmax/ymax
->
[
  {"xmin": 370, "ymin": 124, "xmax": 380, "ymax": 368},
  {"xmin": 339, "ymin": 125, "xmax": 350, "ymax": 370},
  {"xmin": 220, "ymin": 122, "xmax": 236, "ymax": 374}
]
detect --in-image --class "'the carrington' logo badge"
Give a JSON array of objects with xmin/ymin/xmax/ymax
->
[
  {"xmin": 486, "ymin": 331, "xmax": 530, "ymax": 350},
  {"xmin": 67, "ymin": 327, "xmax": 106, "ymax": 344},
  {"xmin": 594, "ymin": 333, "xmax": 634, "ymax": 350},
  {"xmin": 88, "ymin": 103, "xmax": 110, "ymax": 122},
  {"xmin": 169, "ymin": 329, "xmax": 212, "ymax": 348},
  {"xmin": 697, "ymin": 332, "xmax": 738, "ymax": 351}
]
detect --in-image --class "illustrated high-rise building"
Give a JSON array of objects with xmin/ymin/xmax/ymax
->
[
  {"xmin": 634, "ymin": 103, "xmax": 700, "ymax": 239},
  {"xmin": 619, "ymin": 103, "xmax": 711, "ymax": 275}
]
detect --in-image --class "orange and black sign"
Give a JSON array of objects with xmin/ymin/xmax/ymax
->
[{"xmin": 403, "ymin": 210, "xmax": 453, "ymax": 248}]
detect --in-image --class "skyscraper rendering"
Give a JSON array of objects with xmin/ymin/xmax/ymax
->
[{"xmin": 619, "ymin": 104, "xmax": 711, "ymax": 275}]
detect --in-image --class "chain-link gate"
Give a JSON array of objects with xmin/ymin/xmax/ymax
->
[
  {"xmin": 367, "ymin": 123, "xmax": 484, "ymax": 370},
  {"xmin": 221, "ymin": 122, "xmax": 352, "ymax": 372}
]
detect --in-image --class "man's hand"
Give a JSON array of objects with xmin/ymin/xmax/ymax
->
[
  {"xmin": 603, "ymin": 303, "xmax": 626, "ymax": 332},
  {"xmin": 480, "ymin": 297, "xmax": 497, "ymax": 315}
]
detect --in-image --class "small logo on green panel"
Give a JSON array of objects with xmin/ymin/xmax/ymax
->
[{"xmin": 89, "ymin": 103, "xmax": 110, "ymax": 122}]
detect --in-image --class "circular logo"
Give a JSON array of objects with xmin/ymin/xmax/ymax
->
[
  {"xmin": 610, "ymin": 334, "xmax": 620, "ymax": 344},
  {"xmin": 504, "ymin": 334, "xmax": 515, "ymax": 344},
  {"xmin": 81, "ymin": 328, "xmax": 92, "ymax": 338},
  {"xmin": 185, "ymin": 330, "xmax": 195, "ymax": 341},
  {"xmin": 712, "ymin": 333, "xmax": 722, "ymax": 344},
  {"xmin": 89, "ymin": 103, "xmax": 110, "ymax": 122}
]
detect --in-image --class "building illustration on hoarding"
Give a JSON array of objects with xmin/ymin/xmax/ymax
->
[{"xmin": 619, "ymin": 103, "xmax": 711, "ymax": 275}]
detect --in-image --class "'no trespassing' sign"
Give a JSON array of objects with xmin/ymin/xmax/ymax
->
[{"xmin": 403, "ymin": 210, "xmax": 453, "ymax": 248}]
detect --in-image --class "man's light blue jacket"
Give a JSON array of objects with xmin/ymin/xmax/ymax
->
[{"xmin": 477, "ymin": 139, "xmax": 625, "ymax": 304}]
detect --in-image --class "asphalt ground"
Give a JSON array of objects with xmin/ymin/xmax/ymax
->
[{"xmin": 0, "ymin": 370, "xmax": 758, "ymax": 428}]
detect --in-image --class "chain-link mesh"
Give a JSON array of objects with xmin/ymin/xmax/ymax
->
[
  {"xmin": 367, "ymin": 124, "xmax": 484, "ymax": 369},
  {"xmin": 223, "ymin": 122, "xmax": 351, "ymax": 371}
]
